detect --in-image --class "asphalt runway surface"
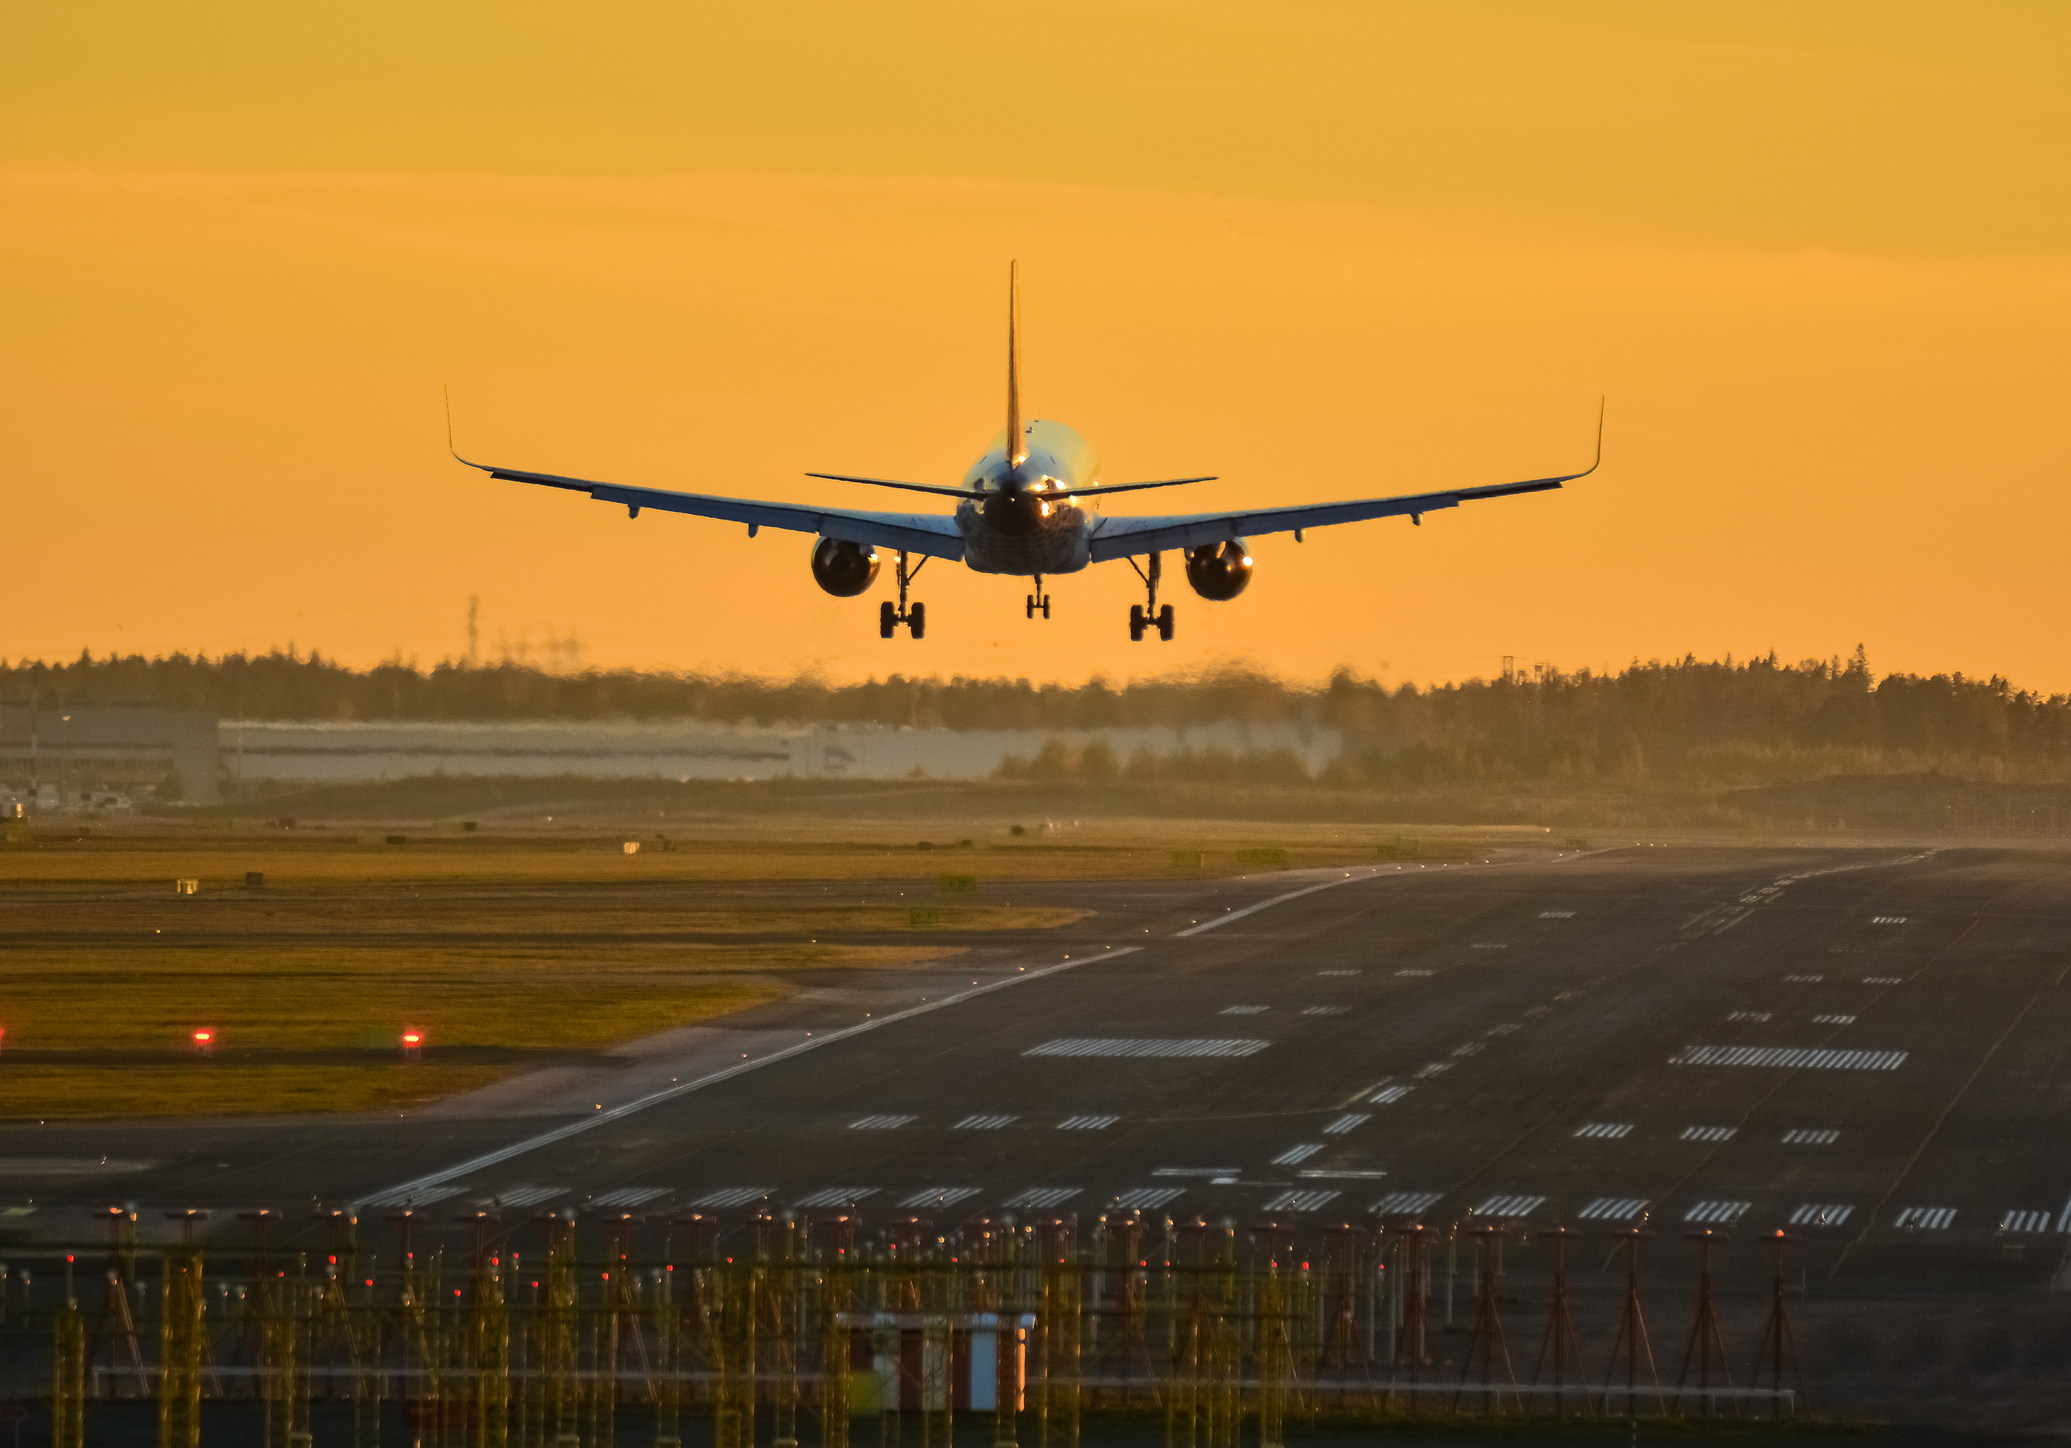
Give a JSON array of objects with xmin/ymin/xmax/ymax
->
[{"xmin": 9, "ymin": 843, "xmax": 2071, "ymax": 1425}]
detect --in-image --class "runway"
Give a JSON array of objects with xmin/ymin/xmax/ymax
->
[{"xmin": 12, "ymin": 843, "xmax": 2071, "ymax": 1298}]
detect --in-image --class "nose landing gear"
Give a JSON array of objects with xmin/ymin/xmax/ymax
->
[
  {"xmin": 1127, "ymin": 552, "xmax": 1175, "ymax": 641},
  {"xmin": 880, "ymin": 551, "xmax": 927, "ymax": 639},
  {"xmin": 1026, "ymin": 574, "xmax": 1052, "ymax": 620}
]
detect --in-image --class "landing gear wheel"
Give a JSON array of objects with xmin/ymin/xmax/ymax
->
[
  {"xmin": 1026, "ymin": 595, "xmax": 1036, "ymax": 620},
  {"xmin": 1157, "ymin": 604, "xmax": 1175, "ymax": 642},
  {"xmin": 1129, "ymin": 604, "xmax": 1146, "ymax": 641},
  {"xmin": 880, "ymin": 601, "xmax": 896, "ymax": 639},
  {"xmin": 908, "ymin": 602, "xmax": 925, "ymax": 640},
  {"xmin": 881, "ymin": 552, "xmax": 929, "ymax": 639}
]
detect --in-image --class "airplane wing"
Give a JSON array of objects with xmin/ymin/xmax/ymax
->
[
  {"xmin": 1085, "ymin": 475, "xmax": 1570, "ymax": 561},
  {"xmin": 458, "ymin": 458, "xmax": 967, "ymax": 561}
]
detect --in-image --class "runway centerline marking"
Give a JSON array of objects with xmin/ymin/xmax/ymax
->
[{"xmin": 361, "ymin": 945, "xmax": 1142, "ymax": 1208}]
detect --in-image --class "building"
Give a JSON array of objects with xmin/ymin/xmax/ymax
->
[{"xmin": 0, "ymin": 702, "xmax": 221, "ymax": 806}]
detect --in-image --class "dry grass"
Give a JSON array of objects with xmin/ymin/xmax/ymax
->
[{"xmin": 0, "ymin": 829, "xmax": 1127, "ymax": 1120}]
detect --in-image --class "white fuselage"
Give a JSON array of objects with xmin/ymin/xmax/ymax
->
[{"xmin": 953, "ymin": 419, "xmax": 1102, "ymax": 576}]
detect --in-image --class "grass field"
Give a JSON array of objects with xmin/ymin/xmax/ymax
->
[{"xmin": 0, "ymin": 819, "xmax": 1539, "ymax": 1119}]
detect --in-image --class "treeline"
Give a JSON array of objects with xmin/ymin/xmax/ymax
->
[{"xmin": 6, "ymin": 646, "xmax": 2069, "ymax": 786}]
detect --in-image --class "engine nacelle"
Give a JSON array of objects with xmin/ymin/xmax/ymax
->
[
  {"xmin": 1185, "ymin": 539, "xmax": 1254, "ymax": 601},
  {"xmin": 811, "ymin": 536, "xmax": 880, "ymax": 597}
]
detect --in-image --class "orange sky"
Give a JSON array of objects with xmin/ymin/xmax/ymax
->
[{"xmin": 5, "ymin": 5, "xmax": 2068, "ymax": 690}]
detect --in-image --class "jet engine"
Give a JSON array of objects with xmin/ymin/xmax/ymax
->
[
  {"xmin": 1184, "ymin": 540, "xmax": 1254, "ymax": 601},
  {"xmin": 811, "ymin": 536, "xmax": 880, "ymax": 597}
]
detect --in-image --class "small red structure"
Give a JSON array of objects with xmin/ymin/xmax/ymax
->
[
  {"xmin": 401, "ymin": 1029, "xmax": 423, "ymax": 1060},
  {"xmin": 192, "ymin": 1029, "xmax": 215, "ymax": 1058}
]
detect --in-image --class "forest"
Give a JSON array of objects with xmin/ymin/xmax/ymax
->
[{"xmin": 5, "ymin": 645, "xmax": 2068, "ymax": 792}]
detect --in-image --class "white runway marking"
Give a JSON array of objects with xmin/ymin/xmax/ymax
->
[
  {"xmin": 365, "ymin": 945, "xmax": 1146, "ymax": 1208},
  {"xmin": 1728, "ymin": 1011, "xmax": 1772, "ymax": 1023},
  {"xmin": 492, "ymin": 1185, "xmax": 568, "ymax": 1208},
  {"xmin": 691, "ymin": 1187, "xmax": 772, "ymax": 1209},
  {"xmin": 1526, "ymin": 1004, "xmax": 1553, "ymax": 1015},
  {"xmin": 796, "ymin": 1187, "xmax": 880, "ymax": 1208},
  {"xmin": 1322, "ymin": 1114, "xmax": 1371, "ymax": 1135},
  {"xmin": 1373, "ymin": 1191, "xmax": 1442, "ymax": 1215},
  {"xmin": 1026, "ymin": 1038, "xmax": 1268, "ymax": 1058},
  {"xmin": 361, "ymin": 1185, "xmax": 462, "ymax": 1208},
  {"xmin": 1262, "ymin": 1189, "xmax": 1340, "ymax": 1211},
  {"xmin": 1539, "ymin": 910, "xmax": 1575, "ymax": 919},
  {"xmin": 1451, "ymin": 1042, "xmax": 1486, "ymax": 1057},
  {"xmin": 1871, "ymin": 916, "xmax": 1907, "ymax": 925},
  {"xmin": 897, "ymin": 1186, "xmax": 980, "ymax": 1209},
  {"xmin": 1369, "ymin": 1085, "xmax": 1414, "ymax": 1104},
  {"xmin": 1057, "ymin": 1115, "xmax": 1119, "ymax": 1130},
  {"xmin": 1003, "ymin": 1186, "xmax": 1081, "ymax": 1209},
  {"xmin": 1300, "ymin": 1169, "xmax": 1386, "ymax": 1180},
  {"xmin": 2056, "ymin": 1195, "xmax": 2071, "ymax": 1233},
  {"xmin": 1112, "ymin": 1187, "xmax": 1185, "ymax": 1209},
  {"xmin": 1395, "ymin": 969, "xmax": 1434, "ymax": 978},
  {"xmin": 1681, "ymin": 1126, "xmax": 1737, "ymax": 1143},
  {"xmin": 1220, "ymin": 1006, "xmax": 1268, "ymax": 1015},
  {"xmin": 1578, "ymin": 1197, "xmax": 1648, "ymax": 1221},
  {"xmin": 1486, "ymin": 1023, "xmax": 1520, "ymax": 1036},
  {"xmin": 849, "ymin": 1114, "xmax": 916, "ymax": 1130},
  {"xmin": 1471, "ymin": 1194, "xmax": 1546, "ymax": 1218},
  {"xmin": 954, "ymin": 1114, "xmax": 1017, "ymax": 1130},
  {"xmin": 1782, "ymin": 1129, "xmax": 1839, "ymax": 1145},
  {"xmin": 592, "ymin": 1186, "xmax": 665, "ymax": 1208},
  {"xmin": 1573, "ymin": 1123, "xmax": 1633, "ymax": 1139},
  {"xmin": 1864, "ymin": 976, "xmax": 1902, "ymax": 985},
  {"xmin": 1176, "ymin": 875, "xmax": 1372, "ymax": 937},
  {"xmin": 1788, "ymin": 1203, "xmax": 1853, "ymax": 1227},
  {"xmin": 1273, "ymin": 1144, "xmax": 1324, "ymax": 1165},
  {"xmin": 1894, "ymin": 1206, "xmax": 1957, "ymax": 1230},
  {"xmin": 1670, "ymin": 1045, "xmax": 1907, "ymax": 1071},
  {"xmin": 1783, "ymin": 974, "xmax": 1825, "ymax": 983},
  {"xmin": 1812, "ymin": 1013, "xmax": 1857, "ymax": 1025},
  {"xmin": 1303, "ymin": 1005, "xmax": 1351, "ymax": 1016},
  {"xmin": 1413, "ymin": 1063, "xmax": 1452, "ymax": 1078},
  {"xmin": 2000, "ymin": 1209, "xmax": 2052, "ymax": 1234},
  {"xmin": 1684, "ymin": 1200, "xmax": 1750, "ymax": 1225},
  {"xmin": 1318, "ymin": 969, "xmax": 1360, "ymax": 976},
  {"xmin": 1470, "ymin": 943, "xmax": 1508, "ymax": 951}
]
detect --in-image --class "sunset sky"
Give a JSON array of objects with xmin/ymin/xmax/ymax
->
[{"xmin": 5, "ymin": 5, "xmax": 2067, "ymax": 690}]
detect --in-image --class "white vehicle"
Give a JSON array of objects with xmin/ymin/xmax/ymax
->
[{"xmin": 455, "ymin": 266, "xmax": 1599, "ymax": 641}]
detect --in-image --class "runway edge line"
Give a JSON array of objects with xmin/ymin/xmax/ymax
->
[{"xmin": 358, "ymin": 946, "xmax": 1143, "ymax": 1207}]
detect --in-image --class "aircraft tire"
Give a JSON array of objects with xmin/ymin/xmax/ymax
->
[
  {"xmin": 909, "ymin": 602, "xmax": 926, "ymax": 640},
  {"xmin": 1129, "ymin": 605, "xmax": 1145, "ymax": 641},
  {"xmin": 880, "ymin": 602, "xmax": 896, "ymax": 639},
  {"xmin": 1157, "ymin": 604, "xmax": 1175, "ymax": 642}
]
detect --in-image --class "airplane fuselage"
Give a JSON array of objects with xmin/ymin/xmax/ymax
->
[{"xmin": 953, "ymin": 419, "xmax": 1100, "ymax": 576}]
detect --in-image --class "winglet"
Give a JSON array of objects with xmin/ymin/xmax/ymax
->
[
  {"xmin": 1588, "ymin": 396, "xmax": 1605, "ymax": 476},
  {"xmin": 444, "ymin": 384, "xmax": 457, "ymax": 457},
  {"xmin": 1006, "ymin": 261, "xmax": 1026, "ymax": 467}
]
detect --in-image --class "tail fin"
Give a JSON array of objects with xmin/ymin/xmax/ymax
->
[{"xmin": 1006, "ymin": 261, "xmax": 1026, "ymax": 466}]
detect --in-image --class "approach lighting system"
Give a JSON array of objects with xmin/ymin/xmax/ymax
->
[
  {"xmin": 192, "ymin": 1029, "xmax": 215, "ymax": 1058},
  {"xmin": 402, "ymin": 1030, "xmax": 424, "ymax": 1059}
]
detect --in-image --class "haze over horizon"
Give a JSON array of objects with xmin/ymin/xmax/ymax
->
[{"xmin": 6, "ymin": 5, "xmax": 2066, "ymax": 691}]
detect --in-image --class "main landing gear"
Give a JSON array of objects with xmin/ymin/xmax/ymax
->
[
  {"xmin": 879, "ymin": 551, "xmax": 926, "ymax": 639},
  {"xmin": 1026, "ymin": 574, "xmax": 1051, "ymax": 620},
  {"xmin": 1128, "ymin": 551, "xmax": 1175, "ymax": 642}
]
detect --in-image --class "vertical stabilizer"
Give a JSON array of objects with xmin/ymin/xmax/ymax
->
[{"xmin": 1006, "ymin": 261, "xmax": 1026, "ymax": 466}]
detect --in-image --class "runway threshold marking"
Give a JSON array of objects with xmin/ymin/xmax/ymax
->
[
  {"xmin": 1374, "ymin": 1191, "xmax": 1442, "ymax": 1215},
  {"xmin": 1175, "ymin": 873, "xmax": 1373, "ymax": 937},
  {"xmin": 1470, "ymin": 1194, "xmax": 1545, "ymax": 1218},
  {"xmin": 1999, "ymin": 1209, "xmax": 2052, "ymax": 1234},
  {"xmin": 1789, "ymin": 1204, "xmax": 1852, "ymax": 1227},
  {"xmin": 1684, "ymin": 1200, "xmax": 1750, "ymax": 1225},
  {"xmin": 1893, "ymin": 1206, "xmax": 1957, "ymax": 1230},
  {"xmin": 1263, "ymin": 1189, "xmax": 1340, "ymax": 1212},
  {"xmin": 359, "ymin": 945, "xmax": 1142, "ymax": 1208},
  {"xmin": 1781, "ymin": 1129, "xmax": 1839, "ymax": 1145},
  {"xmin": 1573, "ymin": 1123, "xmax": 1633, "ymax": 1139},
  {"xmin": 1027, "ymin": 1038, "xmax": 1267, "ymax": 1058},
  {"xmin": 593, "ymin": 1186, "xmax": 665, "ymax": 1208},
  {"xmin": 1112, "ymin": 1187, "xmax": 1185, "ymax": 1209},
  {"xmin": 1578, "ymin": 1197, "xmax": 1647, "ymax": 1221},
  {"xmin": 1322, "ymin": 1114, "xmax": 1371, "ymax": 1135},
  {"xmin": 692, "ymin": 1187, "xmax": 772, "ymax": 1208},
  {"xmin": 797, "ymin": 1187, "xmax": 879, "ymax": 1208},
  {"xmin": 850, "ymin": 1114, "xmax": 916, "ymax": 1130},
  {"xmin": 1004, "ymin": 1186, "xmax": 1081, "ymax": 1209},
  {"xmin": 1670, "ymin": 1045, "xmax": 1907, "ymax": 1070},
  {"xmin": 1272, "ymin": 1144, "xmax": 1324, "ymax": 1165},
  {"xmin": 897, "ymin": 1187, "xmax": 980, "ymax": 1209},
  {"xmin": 1056, "ymin": 1115, "xmax": 1119, "ymax": 1130}
]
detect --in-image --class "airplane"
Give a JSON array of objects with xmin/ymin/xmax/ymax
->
[{"xmin": 453, "ymin": 264, "xmax": 1600, "ymax": 642}]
